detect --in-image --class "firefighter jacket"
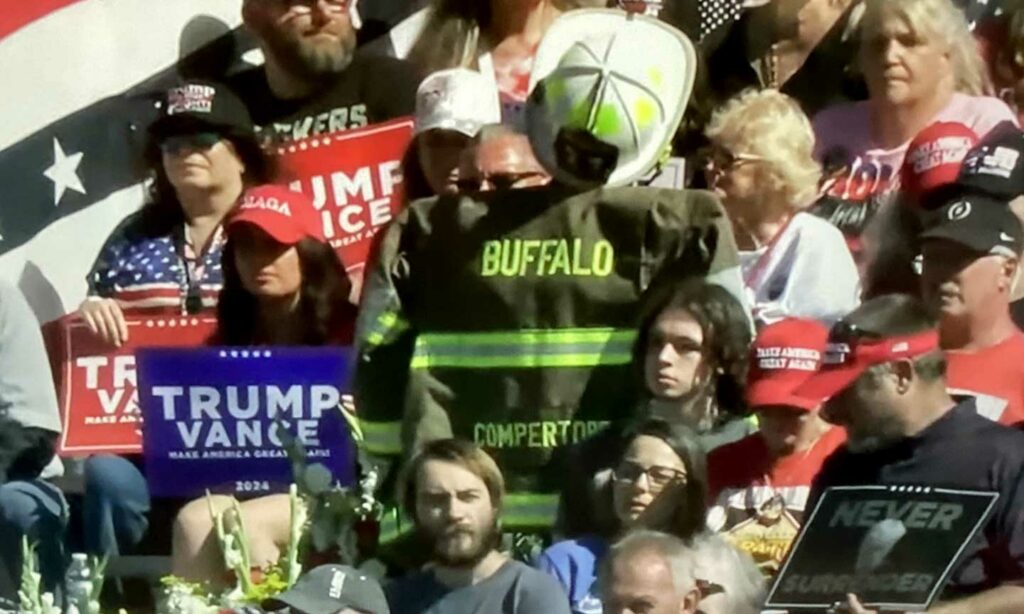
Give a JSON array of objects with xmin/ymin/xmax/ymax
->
[{"xmin": 354, "ymin": 184, "xmax": 745, "ymax": 537}]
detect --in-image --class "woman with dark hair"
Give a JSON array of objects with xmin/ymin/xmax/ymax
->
[
  {"xmin": 634, "ymin": 277, "xmax": 753, "ymax": 449},
  {"xmin": 172, "ymin": 184, "xmax": 355, "ymax": 583},
  {"xmin": 216, "ymin": 203, "xmax": 354, "ymax": 346},
  {"xmin": 556, "ymin": 278, "xmax": 750, "ymax": 542},
  {"xmin": 80, "ymin": 81, "xmax": 272, "ymax": 344},
  {"xmin": 537, "ymin": 418, "xmax": 708, "ymax": 614},
  {"xmin": 74, "ymin": 81, "xmax": 273, "ymax": 565}
]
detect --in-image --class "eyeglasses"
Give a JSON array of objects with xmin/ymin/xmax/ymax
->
[
  {"xmin": 456, "ymin": 171, "xmax": 549, "ymax": 193},
  {"xmin": 613, "ymin": 461, "xmax": 687, "ymax": 491},
  {"xmin": 159, "ymin": 132, "xmax": 222, "ymax": 155},
  {"xmin": 701, "ymin": 146, "xmax": 764, "ymax": 171}
]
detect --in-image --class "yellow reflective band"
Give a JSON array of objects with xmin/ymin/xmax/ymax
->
[
  {"xmin": 502, "ymin": 493, "xmax": 560, "ymax": 529},
  {"xmin": 365, "ymin": 311, "xmax": 408, "ymax": 348},
  {"xmin": 378, "ymin": 506, "xmax": 414, "ymax": 544},
  {"xmin": 411, "ymin": 328, "xmax": 637, "ymax": 369},
  {"xmin": 359, "ymin": 419, "xmax": 402, "ymax": 455}
]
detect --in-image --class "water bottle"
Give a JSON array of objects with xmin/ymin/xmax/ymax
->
[{"xmin": 65, "ymin": 553, "xmax": 92, "ymax": 614}]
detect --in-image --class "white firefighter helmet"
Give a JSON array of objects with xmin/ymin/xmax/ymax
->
[{"xmin": 525, "ymin": 9, "xmax": 697, "ymax": 188}]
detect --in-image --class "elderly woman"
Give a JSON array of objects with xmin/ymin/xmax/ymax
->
[
  {"xmin": 812, "ymin": 0, "xmax": 1017, "ymax": 260},
  {"xmin": 705, "ymin": 88, "xmax": 859, "ymax": 327}
]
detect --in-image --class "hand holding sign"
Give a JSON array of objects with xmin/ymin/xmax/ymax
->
[
  {"xmin": 78, "ymin": 297, "xmax": 130, "ymax": 347},
  {"xmin": 827, "ymin": 594, "xmax": 882, "ymax": 614},
  {"xmin": 766, "ymin": 486, "xmax": 999, "ymax": 611},
  {"xmin": 49, "ymin": 312, "xmax": 217, "ymax": 455}
]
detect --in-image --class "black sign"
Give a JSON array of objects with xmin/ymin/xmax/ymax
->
[{"xmin": 765, "ymin": 485, "xmax": 999, "ymax": 611}]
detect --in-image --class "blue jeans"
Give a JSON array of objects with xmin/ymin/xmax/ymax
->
[
  {"xmin": 83, "ymin": 455, "xmax": 150, "ymax": 557},
  {"xmin": 0, "ymin": 480, "xmax": 68, "ymax": 607}
]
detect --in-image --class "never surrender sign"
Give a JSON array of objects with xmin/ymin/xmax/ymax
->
[
  {"xmin": 274, "ymin": 118, "xmax": 413, "ymax": 284},
  {"xmin": 766, "ymin": 485, "xmax": 999, "ymax": 611},
  {"xmin": 137, "ymin": 347, "xmax": 355, "ymax": 498},
  {"xmin": 55, "ymin": 314, "xmax": 216, "ymax": 455}
]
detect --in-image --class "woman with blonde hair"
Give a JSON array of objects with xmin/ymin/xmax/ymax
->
[
  {"xmin": 812, "ymin": 0, "xmax": 1016, "ymax": 263},
  {"xmin": 705, "ymin": 89, "xmax": 859, "ymax": 327}
]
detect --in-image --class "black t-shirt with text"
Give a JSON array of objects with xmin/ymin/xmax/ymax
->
[
  {"xmin": 809, "ymin": 400, "xmax": 1024, "ymax": 597},
  {"xmin": 228, "ymin": 52, "xmax": 419, "ymax": 145}
]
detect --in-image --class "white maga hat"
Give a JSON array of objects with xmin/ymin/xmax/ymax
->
[
  {"xmin": 415, "ymin": 68, "xmax": 502, "ymax": 138},
  {"xmin": 526, "ymin": 9, "xmax": 697, "ymax": 188}
]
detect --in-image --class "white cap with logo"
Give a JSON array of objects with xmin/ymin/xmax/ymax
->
[{"xmin": 414, "ymin": 68, "xmax": 502, "ymax": 138}]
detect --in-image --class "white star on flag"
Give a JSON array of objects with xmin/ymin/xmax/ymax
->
[{"xmin": 44, "ymin": 137, "xmax": 86, "ymax": 206}]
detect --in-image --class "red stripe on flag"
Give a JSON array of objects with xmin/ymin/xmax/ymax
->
[{"xmin": 0, "ymin": 0, "xmax": 83, "ymax": 40}]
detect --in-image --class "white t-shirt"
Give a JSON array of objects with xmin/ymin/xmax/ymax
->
[{"xmin": 740, "ymin": 212, "xmax": 860, "ymax": 327}]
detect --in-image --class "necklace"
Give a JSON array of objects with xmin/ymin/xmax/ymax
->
[{"xmin": 765, "ymin": 43, "xmax": 780, "ymax": 89}]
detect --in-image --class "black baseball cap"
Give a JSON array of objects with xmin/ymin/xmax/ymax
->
[
  {"xmin": 954, "ymin": 120, "xmax": 1024, "ymax": 202},
  {"xmin": 920, "ymin": 193, "xmax": 1024, "ymax": 257},
  {"xmin": 149, "ymin": 80, "xmax": 253, "ymax": 139},
  {"xmin": 263, "ymin": 565, "xmax": 389, "ymax": 614}
]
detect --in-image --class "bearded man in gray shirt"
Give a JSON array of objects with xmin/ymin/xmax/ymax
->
[{"xmin": 385, "ymin": 439, "xmax": 570, "ymax": 614}]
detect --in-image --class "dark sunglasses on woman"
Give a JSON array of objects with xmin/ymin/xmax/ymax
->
[{"xmin": 159, "ymin": 132, "xmax": 223, "ymax": 155}]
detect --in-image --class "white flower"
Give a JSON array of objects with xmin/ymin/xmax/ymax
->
[{"xmin": 303, "ymin": 463, "xmax": 333, "ymax": 495}]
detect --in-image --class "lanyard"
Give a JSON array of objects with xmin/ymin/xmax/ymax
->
[
  {"xmin": 174, "ymin": 223, "xmax": 223, "ymax": 315},
  {"xmin": 743, "ymin": 215, "xmax": 795, "ymax": 291}
]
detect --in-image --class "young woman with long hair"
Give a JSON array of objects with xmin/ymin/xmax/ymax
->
[
  {"xmin": 172, "ymin": 185, "xmax": 356, "ymax": 584},
  {"xmin": 538, "ymin": 417, "xmax": 708, "ymax": 614}
]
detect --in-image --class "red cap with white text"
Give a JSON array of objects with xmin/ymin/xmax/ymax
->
[
  {"xmin": 900, "ymin": 122, "xmax": 978, "ymax": 205},
  {"xmin": 746, "ymin": 318, "xmax": 830, "ymax": 411},
  {"xmin": 793, "ymin": 327, "xmax": 941, "ymax": 405},
  {"xmin": 229, "ymin": 185, "xmax": 325, "ymax": 245}
]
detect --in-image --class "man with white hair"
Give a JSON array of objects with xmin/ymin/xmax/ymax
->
[
  {"xmin": 687, "ymin": 532, "xmax": 765, "ymax": 614},
  {"xmin": 599, "ymin": 531, "xmax": 700, "ymax": 614}
]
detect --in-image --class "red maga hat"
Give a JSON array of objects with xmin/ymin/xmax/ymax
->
[
  {"xmin": 229, "ymin": 184, "xmax": 325, "ymax": 245},
  {"xmin": 900, "ymin": 122, "xmax": 978, "ymax": 204},
  {"xmin": 746, "ymin": 318, "xmax": 830, "ymax": 412},
  {"xmin": 793, "ymin": 328, "xmax": 941, "ymax": 405}
]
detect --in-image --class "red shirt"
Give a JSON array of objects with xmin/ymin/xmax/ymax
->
[
  {"xmin": 707, "ymin": 428, "xmax": 846, "ymax": 574},
  {"xmin": 946, "ymin": 331, "xmax": 1024, "ymax": 426}
]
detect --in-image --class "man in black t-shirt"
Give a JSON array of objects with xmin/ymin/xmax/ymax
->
[
  {"xmin": 234, "ymin": 0, "xmax": 419, "ymax": 145},
  {"xmin": 792, "ymin": 295, "xmax": 1024, "ymax": 613}
]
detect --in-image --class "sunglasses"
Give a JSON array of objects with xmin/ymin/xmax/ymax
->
[
  {"xmin": 701, "ymin": 146, "xmax": 763, "ymax": 171},
  {"xmin": 456, "ymin": 171, "xmax": 549, "ymax": 193},
  {"xmin": 159, "ymin": 132, "xmax": 223, "ymax": 155}
]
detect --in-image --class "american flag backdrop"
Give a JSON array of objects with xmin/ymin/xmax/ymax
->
[{"xmin": 0, "ymin": 0, "xmax": 260, "ymax": 324}]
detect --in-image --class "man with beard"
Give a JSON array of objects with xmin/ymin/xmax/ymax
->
[
  {"xmin": 235, "ymin": 0, "xmax": 419, "ymax": 145},
  {"xmin": 794, "ymin": 294, "xmax": 1024, "ymax": 612},
  {"xmin": 385, "ymin": 439, "xmax": 570, "ymax": 614}
]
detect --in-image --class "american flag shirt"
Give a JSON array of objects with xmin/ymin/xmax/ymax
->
[{"xmin": 87, "ymin": 212, "xmax": 224, "ymax": 313}]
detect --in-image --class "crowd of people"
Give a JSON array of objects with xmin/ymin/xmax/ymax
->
[{"xmin": 5, "ymin": 0, "xmax": 1024, "ymax": 612}]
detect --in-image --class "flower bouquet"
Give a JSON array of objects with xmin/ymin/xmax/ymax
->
[{"xmin": 158, "ymin": 401, "xmax": 381, "ymax": 613}]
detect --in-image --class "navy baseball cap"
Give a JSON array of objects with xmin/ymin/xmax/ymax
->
[
  {"xmin": 149, "ymin": 80, "xmax": 253, "ymax": 139},
  {"xmin": 263, "ymin": 565, "xmax": 389, "ymax": 614},
  {"xmin": 954, "ymin": 121, "xmax": 1024, "ymax": 202},
  {"xmin": 920, "ymin": 193, "xmax": 1024, "ymax": 257}
]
